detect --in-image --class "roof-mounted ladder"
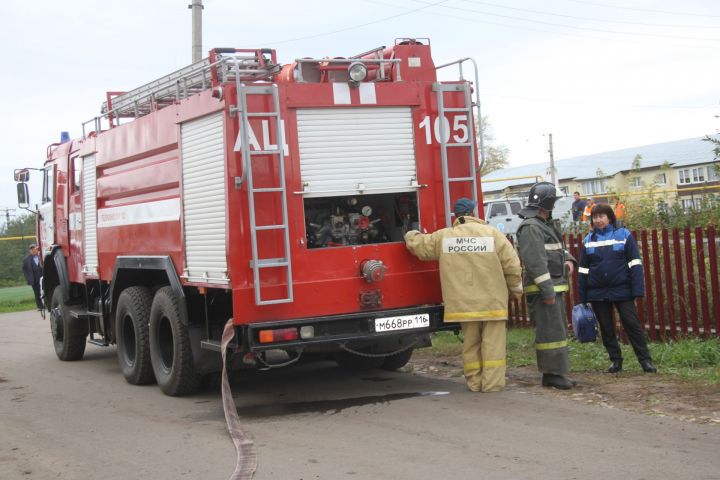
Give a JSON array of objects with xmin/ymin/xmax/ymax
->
[{"xmin": 83, "ymin": 48, "xmax": 280, "ymax": 136}]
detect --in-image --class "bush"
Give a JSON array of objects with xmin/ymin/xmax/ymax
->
[
  {"xmin": 0, "ymin": 214, "xmax": 36, "ymax": 286},
  {"xmin": 624, "ymin": 191, "xmax": 719, "ymax": 230}
]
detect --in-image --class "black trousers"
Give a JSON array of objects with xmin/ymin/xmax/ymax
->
[
  {"xmin": 30, "ymin": 282, "xmax": 42, "ymax": 309},
  {"xmin": 591, "ymin": 300, "xmax": 651, "ymax": 363}
]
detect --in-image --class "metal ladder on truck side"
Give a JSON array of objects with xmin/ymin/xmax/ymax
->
[
  {"xmin": 434, "ymin": 57, "xmax": 485, "ymax": 228},
  {"xmin": 236, "ymin": 83, "xmax": 293, "ymax": 305},
  {"xmin": 434, "ymin": 81, "xmax": 479, "ymax": 227}
]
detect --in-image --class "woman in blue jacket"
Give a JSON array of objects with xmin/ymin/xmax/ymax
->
[{"xmin": 578, "ymin": 204, "xmax": 656, "ymax": 373}]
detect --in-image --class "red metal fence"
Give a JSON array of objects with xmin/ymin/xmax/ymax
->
[{"xmin": 508, "ymin": 226, "xmax": 720, "ymax": 340}]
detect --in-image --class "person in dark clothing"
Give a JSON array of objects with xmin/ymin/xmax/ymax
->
[
  {"xmin": 22, "ymin": 244, "xmax": 43, "ymax": 310},
  {"xmin": 571, "ymin": 191, "xmax": 586, "ymax": 223},
  {"xmin": 517, "ymin": 182, "xmax": 577, "ymax": 390},
  {"xmin": 577, "ymin": 204, "xmax": 656, "ymax": 374}
]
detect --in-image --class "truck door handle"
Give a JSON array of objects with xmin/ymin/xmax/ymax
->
[{"xmin": 505, "ymin": 218, "xmax": 512, "ymax": 221}]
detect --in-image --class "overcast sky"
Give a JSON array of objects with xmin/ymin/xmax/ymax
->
[{"xmin": 1, "ymin": 0, "xmax": 718, "ymax": 224}]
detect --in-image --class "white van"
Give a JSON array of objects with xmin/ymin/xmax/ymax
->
[
  {"xmin": 483, "ymin": 198, "xmax": 524, "ymax": 236},
  {"xmin": 483, "ymin": 195, "xmax": 574, "ymax": 237}
]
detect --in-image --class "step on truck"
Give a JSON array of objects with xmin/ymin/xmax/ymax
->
[{"xmin": 14, "ymin": 39, "xmax": 485, "ymax": 396}]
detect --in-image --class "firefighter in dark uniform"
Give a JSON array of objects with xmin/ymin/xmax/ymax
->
[{"xmin": 517, "ymin": 182, "xmax": 576, "ymax": 390}]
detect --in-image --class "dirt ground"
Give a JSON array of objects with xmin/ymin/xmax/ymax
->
[{"xmin": 406, "ymin": 352, "xmax": 720, "ymax": 425}]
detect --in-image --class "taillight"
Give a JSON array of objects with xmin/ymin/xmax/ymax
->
[{"xmin": 258, "ymin": 328, "xmax": 299, "ymax": 344}]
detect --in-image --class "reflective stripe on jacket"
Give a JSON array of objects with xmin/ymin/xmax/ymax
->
[
  {"xmin": 517, "ymin": 215, "xmax": 574, "ymax": 298},
  {"xmin": 404, "ymin": 216, "xmax": 523, "ymax": 322},
  {"xmin": 578, "ymin": 225, "xmax": 644, "ymax": 303}
]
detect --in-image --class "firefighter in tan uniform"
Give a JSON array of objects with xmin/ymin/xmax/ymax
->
[
  {"xmin": 405, "ymin": 198, "xmax": 523, "ymax": 392},
  {"xmin": 517, "ymin": 182, "xmax": 577, "ymax": 390}
]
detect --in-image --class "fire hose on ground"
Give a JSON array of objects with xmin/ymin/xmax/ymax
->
[{"xmin": 221, "ymin": 319, "xmax": 258, "ymax": 480}]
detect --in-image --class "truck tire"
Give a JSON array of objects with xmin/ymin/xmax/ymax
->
[
  {"xmin": 50, "ymin": 287, "xmax": 87, "ymax": 361},
  {"xmin": 381, "ymin": 348, "xmax": 414, "ymax": 371},
  {"xmin": 116, "ymin": 287, "xmax": 155, "ymax": 385},
  {"xmin": 148, "ymin": 286, "xmax": 201, "ymax": 396}
]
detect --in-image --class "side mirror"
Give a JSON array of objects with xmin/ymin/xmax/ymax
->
[
  {"xmin": 17, "ymin": 183, "xmax": 29, "ymax": 208},
  {"xmin": 14, "ymin": 169, "xmax": 29, "ymax": 182}
]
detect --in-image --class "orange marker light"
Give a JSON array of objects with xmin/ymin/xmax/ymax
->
[{"xmin": 258, "ymin": 328, "xmax": 299, "ymax": 344}]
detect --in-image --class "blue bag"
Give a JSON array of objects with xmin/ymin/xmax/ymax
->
[{"xmin": 571, "ymin": 303, "xmax": 597, "ymax": 343}]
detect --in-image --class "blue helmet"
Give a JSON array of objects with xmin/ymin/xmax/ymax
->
[{"xmin": 454, "ymin": 197, "xmax": 477, "ymax": 216}]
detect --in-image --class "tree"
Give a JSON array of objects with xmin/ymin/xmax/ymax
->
[
  {"xmin": 704, "ymin": 135, "xmax": 720, "ymax": 177},
  {"xmin": 631, "ymin": 154, "xmax": 642, "ymax": 171},
  {"xmin": 0, "ymin": 214, "xmax": 35, "ymax": 237},
  {"xmin": 704, "ymin": 135, "xmax": 720, "ymax": 160},
  {"xmin": 0, "ymin": 214, "xmax": 36, "ymax": 287},
  {"xmin": 476, "ymin": 116, "xmax": 509, "ymax": 176}
]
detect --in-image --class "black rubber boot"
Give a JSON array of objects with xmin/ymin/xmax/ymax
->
[
  {"xmin": 640, "ymin": 360, "xmax": 657, "ymax": 373},
  {"xmin": 607, "ymin": 359, "xmax": 623, "ymax": 373},
  {"xmin": 541, "ymin": 374, "xmax": 575, "ymax": 390}
]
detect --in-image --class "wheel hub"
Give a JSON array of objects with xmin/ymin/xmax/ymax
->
[{"xmin": 50, "ymin": 307, "xmax": 63, "ymax": 341}]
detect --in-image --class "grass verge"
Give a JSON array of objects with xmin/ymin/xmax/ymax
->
[
  {"xmin": 0, "ymin": 286, "xmax": 37, "ymax": 313},
  {"xmin": 427, "ymin": 328, "xmax": 720, "ymax": 384}
]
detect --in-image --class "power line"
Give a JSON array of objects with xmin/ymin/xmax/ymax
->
[
  {"xmin": 482, "ymin": 92, "xmax": 720, "ymax": 111},
  {"xmin": 566, "ymin": 0, "xmax": 720, "ymax": 19},
  {"xmin": 459, "ymin": 0, "xmax": 720, "ymax": 29},
  {"xmin": 360, "ymin": 0, "xmax": 716, "ymax": 49},
  {"xmin": 263, "ymin": 0, "xmax": 450, "ymax": 45},
  {"xmin": 409, "ymin": 0, "xmax": 720, "ymax": 43},
  {"xmin": 0, "ymin": 208, "xmax": 15, "ymax": 226}
]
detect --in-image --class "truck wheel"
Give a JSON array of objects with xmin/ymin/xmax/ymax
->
[
  {"xmin": 116, "ymin": 287, "xmax": 155, "ymax": 385},
  {"xmin": 148, "ymin": 286, "xmax": 201, "ymax": 396},
  {"xmin": 334, "ymin": 350, "xmax": 384, "ymax": 370},
  {"xmin": 50, "ymin": 287, "xmax": 87, "ymax": 361},
  {"xmin": 381, "ymin": 348, "xmax": 414, "ymax": 371}
]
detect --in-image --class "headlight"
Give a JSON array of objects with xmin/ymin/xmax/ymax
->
[{"xmin": 348, "ymin": 62, "xmax": 368, "ymax": 84}]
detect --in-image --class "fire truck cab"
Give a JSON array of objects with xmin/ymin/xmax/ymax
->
[{"xmin": 15, "ymin": 39, "xmax": 485, "ymax": 396}]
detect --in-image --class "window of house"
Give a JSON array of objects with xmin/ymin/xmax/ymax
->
[
  {"xmin": 692, "ymin": 167, "xmax": 705, "ymax": 183},
  {"xmin": 678, "ymin": 169, "xmax": 690, "ymax": 184},
  {"xmin": 629, "ymin": 176, "xmax": 641, "ymax": 188},
  {"xmin": 654, "ymin": 173, "xmax": 667, "ymax": 186},
  {"xmin": 559, "ymin": 186, "xmax": 569, "ymax": 195},
  {"xmin": 581, "ymin": 179, "xmax": 606, "ymax": 195},
  {"xmin": 709, "ymin": 164, "xmax": 720, "ymax": 181},
  {"xmin": 681, "ymin": 198, "xmax": 702, "ymax": 211},
  {"xmin": 679, "ymin": 167, "xmax": 710, "ymax": 184}
]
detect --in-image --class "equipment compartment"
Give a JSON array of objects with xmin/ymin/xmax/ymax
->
[{"xmin": 304, "ymin": 192, "xmax": 419, "ymax": 248}]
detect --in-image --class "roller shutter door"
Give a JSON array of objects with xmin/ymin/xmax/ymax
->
[
  {"xmin": 82, "ymin": 154, "xmax": 98, "ymax": 275},
  {"xmin": 181, "ymin": 112, "xmax": 229, "ymax": 284},
  {"xmin": 296, "ymin": 107, "xmax": 417, "ymax": 197}
]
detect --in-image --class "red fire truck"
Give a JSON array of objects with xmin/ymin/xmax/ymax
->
[{"xmin": 15, "ymin": 39, "xmax": 484, "ymax": 396}]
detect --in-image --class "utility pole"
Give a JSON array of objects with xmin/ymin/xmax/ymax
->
[
  {"xmin": 0, "ymin": 207, "xmax": 15, "ymax": 232},
  {"xmin": 546, "ymin": 133, "xmax": 558, "ymax": 188},
  {"xmin": 189, "ymin": 0, "xmax": 203, "ymax": 63}
]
